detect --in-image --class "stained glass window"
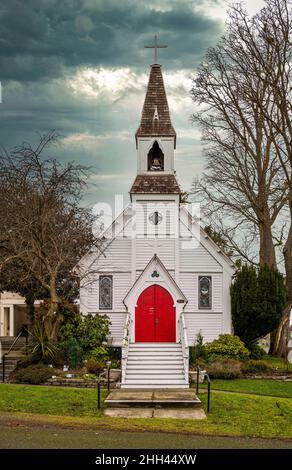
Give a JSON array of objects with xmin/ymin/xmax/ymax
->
[
  {"xmin": 199, "ymin": 276, "xmax": 212, "ymax": 309},
  {"xmin": 99, "ymin": 275, "xmax": 113, "ymax": 310}
]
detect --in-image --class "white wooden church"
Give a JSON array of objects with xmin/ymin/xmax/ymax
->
[{"xmin": 78, "ymin": 56, "xmax": 235, "ymax": 388}]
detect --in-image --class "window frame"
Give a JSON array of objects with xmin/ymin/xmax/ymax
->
[
  {"xmin": 99, "ymin": 275, "xmax": 113, "ymax": 311},
  {"xmin": 198, "ymin": 275, "xmax": 212, "ymax": 310}
]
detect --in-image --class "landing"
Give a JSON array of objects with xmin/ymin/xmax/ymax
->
[{"xmin": 104, "ymin": 389, "xmax": 206, "ymax": 419}]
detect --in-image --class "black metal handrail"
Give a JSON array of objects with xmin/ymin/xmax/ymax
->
[
  {"xmin": 97, "ymin": 365, "xmax": 111, "ymax": 410},
  {"xmin": 1, "ymin": 328, "xmax": 28, "ymax": 382},
  {"xmin": 205, "ymin": 372, "xmax": 211, "ymax": 413},
  {"xmin": 196, "ymin": 365, "xmax": 211, "ymax": 413}
]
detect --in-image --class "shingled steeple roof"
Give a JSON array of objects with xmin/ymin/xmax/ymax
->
[{"xmin": 135, "ymin": 64, "xmax": 176, "ymax": 146}]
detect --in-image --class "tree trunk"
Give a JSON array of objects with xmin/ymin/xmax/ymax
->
[
  {"xmin": 283, "ymin": 218, "xmax": 292, "ymax": 302},
  {"xmin": 44, "ymin": 278, "xmax": 62, "ymax": 341},
  {"xmin": 272, "ymin": 203, "xmax": 292, "ymax": 357},
  {"xmin": 258, "ymin": 217, "xmax": 278, "ymax": 354},
  {"xmin": 272, "ymin": 302, "xmax": 292, "ymax": 357},
  {"xmin": 259, "ymin": 215, "xmax": 276, "ymax": 268},
  {"xmin": 25, "ymin": 295, "xmax": 35, "ymax": 324}
]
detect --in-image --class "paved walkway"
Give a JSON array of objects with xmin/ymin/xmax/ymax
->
[{"xmin": 0, "ymin": 423, "xmax": 291, "ymax": 449}]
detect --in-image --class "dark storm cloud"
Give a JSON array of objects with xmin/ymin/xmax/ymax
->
[
  {"xmin": 0, "ymin": 0, "xmax": 226, "ymax": 205},
  {"xmin": 0, "ymin": 0, "xmax": 222, "ymax": 81}
]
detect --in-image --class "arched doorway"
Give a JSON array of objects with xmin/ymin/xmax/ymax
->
[{"xmin": 135, "ymin": 285, "xmax": 176, "ymax": 342}]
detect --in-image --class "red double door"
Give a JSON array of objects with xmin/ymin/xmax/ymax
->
[{"xmin": 135, "ymin": 285, "xmax": 176, "ymax": 342}]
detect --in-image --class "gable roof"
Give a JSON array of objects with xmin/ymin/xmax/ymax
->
[
  {"xmin": 76, "ymin": 203, "xmax": 236, "ymax": 277},
  {"xmin": 135, "ymin": 64, "xmax": 176, "ymax": 145},
  {"xmin": 123, "ymin": 254, "xmax": 187, "ymax": 305},
  {"xmin": 179, "ymin": 205, "xmax": 236, "ymax": 274}
]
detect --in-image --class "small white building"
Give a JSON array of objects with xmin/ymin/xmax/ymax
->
[
  {"xmin": 0, "ymin": 292, "xmax": 41, "ymax": 337},
  {"xmin": 78, "ymin": 62, "xmax": 235, "ymax": 388}
]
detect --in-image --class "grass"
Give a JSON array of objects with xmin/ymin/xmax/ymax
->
[
  {"xmin": 0, "ymin": 383, "xmax": 292, "ymax": 440},
  {"xmin": 262, "ymin": 355, "xmax": 291, "ymax": 372},
  {"xmin": 200, "ymin": 379, "xmax": 292, "ymax": 398},
  {"xmin": 0, "ymin": 383, "xmax": 107, "ymax": 417}
]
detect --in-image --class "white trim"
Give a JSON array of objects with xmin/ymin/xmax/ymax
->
[
  {"xmin": 222, "ymin": 270, "xmax": 232, "ymax": 333},
  {"xmin": 123, "ymin": 255, "xmax": 187, "ymax": 343},
  {"xmin": 98, "ymin": 273, "xmax": 115, "ymax": 313},
  {"xmin": 198, "ymin": 275, "xmax": 213, "ymax": 311}
]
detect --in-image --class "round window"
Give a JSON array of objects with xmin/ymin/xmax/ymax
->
[{"xmin": 149, "ymin": 211, "xmax": 163, "ymax": 225}]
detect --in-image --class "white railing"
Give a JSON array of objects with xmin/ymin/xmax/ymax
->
[
  {"xmin": 121, "ymin": 313, "xmax": 131, "ymax": 384},
  {"xmin": 179, "ymin": 313, "xmax": 189, "ymax": 384}
]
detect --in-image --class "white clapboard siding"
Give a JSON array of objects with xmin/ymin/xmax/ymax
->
[
  {"xmin": 91, "ymin": 238, "xmax": 132, "ymax": 271},
  {"xmin": 80, "ymin": 272, "xmax": 131, "ymax": 313},
  {"xmin": 87, "ymin": 281, "xmax": 99, "ymax": 312},
  {"xmin": 179, "ymin": 238, "xmax": 222, "ymax": 272},
  {"xmin": 180, "ymin": 272, "xmax": 223, "ymax": 312},
  {"xmin": 135, "ymin": 200, "xmax": 178, "ymax": 237},
  {"xmin": 184, "ymin": 313, "xmax": 223, "ymax": 345},
  {"xmin": 136, "ymin": 238, "xmax": 156, "ymax": 269},
  {"xmin": 136, "ymin": 238, "xmax": 175, "ymax": 270},
  {"xmin": 113, "ymin": 272, "xmax": 132, "ymax": 310},
  {"xmin": 106, "ymin": 312, "xmax": 127, "ymax": 346},
  {"xmin": 156, "ymin": 238, "xmax": 175, "ymax": 269}
]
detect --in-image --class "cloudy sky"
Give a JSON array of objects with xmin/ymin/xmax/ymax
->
[{"xmin": 0, "ymin": 0, "xmax": 265, "ymax": 210}]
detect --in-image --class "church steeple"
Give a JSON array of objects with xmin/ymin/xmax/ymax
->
[
  {"xmin": 135, "ymin": 64, "xmax": 176, "ymax": 147},
  {"xmin": 130, "ymin": 38, "xmax": 180, "ymax": 198}
]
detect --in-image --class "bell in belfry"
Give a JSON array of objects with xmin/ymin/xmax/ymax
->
[{"xmin": 151, "ymin": 157, "xmax": 162, "ymax": 171}]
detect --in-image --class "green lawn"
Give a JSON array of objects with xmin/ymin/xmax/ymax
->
[
  {"xmin": 200, "ymin": 379, "xmax": 292, "ymax": 398},
  {"xmin": 0, "ymin": 384, "xmax": 107, "ymax": 417},
  {"xmin": 263, "ymin": 355, "xmax": 291, "ymax": 372},
  {"xmin": 0, "ymin": 383, "xmax": 292, "ymax": 440}
]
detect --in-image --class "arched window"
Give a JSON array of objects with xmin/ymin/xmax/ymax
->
[
  {"xmin": 147, "ymin": 141, "xmax": 164, "ymax": 171},
  {"xmin": 198, "ymin": 276, "xmax": 212, "ymax": 309},
  {"xmin": 99, "ymin": 275, "xmax": 113, "ymax": 310}
]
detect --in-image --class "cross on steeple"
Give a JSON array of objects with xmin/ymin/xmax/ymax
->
[{"xmin": 144, "ymin": 35, "xmax": 168, "ymax": 64}]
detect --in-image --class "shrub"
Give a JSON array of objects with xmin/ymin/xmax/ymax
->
[
  {"xmin": 86, "ymin": 359, "xmax": 104, "ymax": 376},
  {"xmin": 207, "ymin": 359, "xmax": 242, "ymax": 379},
  {"xmin": 89, "ymin": 345, "xmax": 109, "ymax": 363},
  {"xmin": 231, "ymin": 265, "xmax": 287, "ymax": 348},
  {"xmin": 58, "ymin": 311, "xmax": 110, "ymax": 358},
  {"xmin": 205, "ymin": 334, "xmax": 250, "ymax": 361},
  {"xmin": 248, "ymin": 343, "xmax": 266, "ymax": 359},
  {"xmin": 190, "ymin": 331, "xmax": 207, "ymax": 365},
  {"xmin": 63, "ymin": 337, "xmax": 84, "ymax": 369},
  {"xmin": 242, "ymin": 360, "xmax": 273, "ymax": 374},
  {"xmin": 12, "ymin": 364, "xmax": 54, "ymax": 384},
  {"xmin": 26, "ymin": 322, "xmax": 59, "ymax": 363}
]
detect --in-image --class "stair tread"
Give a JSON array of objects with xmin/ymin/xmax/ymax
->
[{"xmin": 123, "ymin": 342, "xmax": 187, "ymax": 388}]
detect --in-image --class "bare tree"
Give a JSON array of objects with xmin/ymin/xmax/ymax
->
[
  {"xmin": 0, "ymin": 132, "xmax": 97, "ymax": 340},
  {"xmin": 191, "ymin": 1, "xmax": 289, "ymax": 268},
  {"xmin": 230, "ymin": 0, "xmax": 292, "ymax": 354},
  {"xmin": 191, "ymin": 0, "xmax": 292, "ymax": 356}
]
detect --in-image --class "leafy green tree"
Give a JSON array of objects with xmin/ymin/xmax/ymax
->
[
  {"xmin": 58, "ymin": 309, "xmax": 110, "ymax": 358},
  {"xmin": 231, "ymin": 265, "xmax": 287, "ymax": 350}
]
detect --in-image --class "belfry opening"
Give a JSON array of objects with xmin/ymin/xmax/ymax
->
[{"xmin": 148, "ymin": 141, "xmax": 164, "ymax": 171}]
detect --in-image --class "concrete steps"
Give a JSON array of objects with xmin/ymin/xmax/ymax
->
[
  {"xmin": 122, "ymin": 343, "xmax": 188, "ymax": 389},
  {"xmin": 104, "ymin": 389, "xmax": 205, "ymax": 419},
  {"xmin": 0, "ymin": 336, "xmax": 27, "ymax": 381}
]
